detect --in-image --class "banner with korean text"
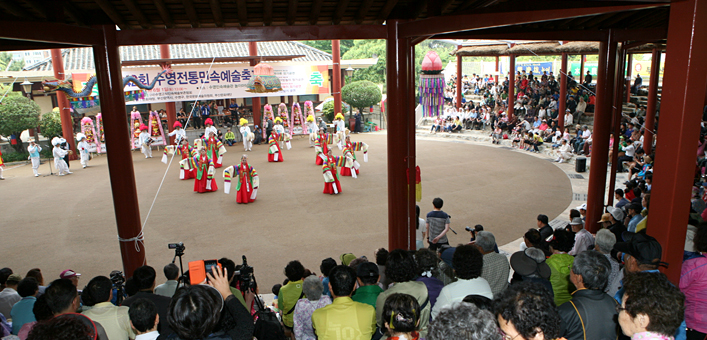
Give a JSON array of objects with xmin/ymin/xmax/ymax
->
[{"xmin": 123, "ymin": 64, "xmax": 330, "ymax": 105}]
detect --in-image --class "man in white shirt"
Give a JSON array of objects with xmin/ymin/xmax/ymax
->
[
  {"xmin": 555, "ymin": 139, "xmax": 573, "ymax": 163},
  {"xmin": 568, "ymin": 217, "xmax": 594, "ymax": 256},
  {"xmin": 0, "ymin": 274, "xmax": 21, "ymax": 321},
  {"xmin": 574, "ymin": 125, "xmax": 591, "ymax": 154},
  {"xmin": 563, "ymin": 108, "xmax": 574, "ymax": 131},
  {"xmin": 129, "ymin": 299, "xmax": 159, "ymax": 340},
  {"xmin": 431, "ymin": 245, "xmax": 493, "ymax": 319},
  {"xmin": 154, "ymin": 264, "xmax": 179, "ymax": 298}
]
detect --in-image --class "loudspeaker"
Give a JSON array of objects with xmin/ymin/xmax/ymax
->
[{"xmin": 575, "ymin": 157, "xmax": 586, "ymax": 173}]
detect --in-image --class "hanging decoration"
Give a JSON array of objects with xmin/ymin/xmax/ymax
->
[
  {"xmin": 130, "ymin": 111, "xmax": 143, "ymax": 150},
  {"xmin": 418, "ymin": 51, "xmax": 446, "ymax": 118},
  {"xmin": 246, "ymin": 63, "xmax": 283, "ymax": 93},
  {"xmin": 148, "ymin": 111, "xmax": 167, "ymax": 146},
  {"xmin": 80, "ymin": 117, "xmax": 101, "ymax": 153},
  {"xmin": 277, "ymin": 103, "xmax": 290, "ymax": 130},
  {"xmin": 290, "ymin": 102, "xmax": 306, "ymax": 135},
  {"xmin": 95, "ymin": 113, "xmax": 106, "ymax": 153},
  {"xmin": 261, "ymin": 104, "xmax": 275, "ymax": 139}
]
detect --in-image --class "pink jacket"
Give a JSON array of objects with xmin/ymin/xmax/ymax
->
[{"xmin": 680, "ymin": 255, "xmax": 707, "ymax": 333}]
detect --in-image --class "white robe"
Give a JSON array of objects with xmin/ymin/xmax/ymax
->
[
  {"xmin": 139, "ymin": 131, "xmax": 152, "ymax": 157},
  {"xmin": 239, "ymin": 126, "xmax": 252, "ymax": 151},
  {"xmin": 78, "ymin": 140, "xmax": 90, "ymax": 167},
  {"xmin": 53, "ymin": 146, "xmax": 70, "ymax": 174},
  {"xmin": 204, "ymin": 126, "xmax": 218, "ymax": 138},
  {"xmin": 168, "ymin": 128, "xmax": 186, "ymax": 144},
  {"xmin": 27, "ymin": 145, "xmax": 42, "ymax": 174}
]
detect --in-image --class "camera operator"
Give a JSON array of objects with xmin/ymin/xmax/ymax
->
[
  {"xmin": 167, "ymin": 267, "xmax": 254, "ymax": 340},
  {"xmin": 217, "ymin": 258, "xmax": 248, "ymax": 308}
]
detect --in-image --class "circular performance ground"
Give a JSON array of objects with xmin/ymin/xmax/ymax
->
[{"xmin": 1, "ymin": 132, "xmax": 571, "ymax": 289}]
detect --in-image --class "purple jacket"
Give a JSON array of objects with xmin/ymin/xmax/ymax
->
[
  {"xmin": 416, "ymin": 276, "xmax": 444, "ymax": 309},
  {"xmin": 680, "ymin": 255, "xmax": 707, "ymax": 333}
]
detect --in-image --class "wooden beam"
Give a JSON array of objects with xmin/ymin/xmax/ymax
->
[
  {"xmin": 410, "ymin": 0, "xmax": 427, "ymax": 19},
  {"xmin": 355, "ymin": 0, "xmax": 375, "ymax": 24},
  {"xmin": 309, "ymin": 0, "xmax": 323, "ymax": 25},
  {"xmin": 153, "ymin": 0, "xmax": 174, "ymax": 28},
  {"xmin": 398, "ymin": 3, "xmax": 667, "ymax": 37},
  {"xmin": 63, "ymin": 1, "xmax": 89, "ymax": 27},
  {"xmin": 263, "ymin": 0, "xmax": 273, "ymax": 26},
  {"xmin": 94, "ymin": 0, "xmax": 129, "ymax": 29},
  {"xmin": 116, "ymin": 25, "xmax": 387, "ymax": 45},
  {"xmin": 287, "ymin": 0, "xmax": 298, "ymax": 26},
  {"xmin": 434, "ymin": 27, "xmax": 608, "ymax": 41},
  {"xmin": 121, "ymin": 55, "xmax": 306, "ymax": 66},
  {"xmin": 182, "ymin": 0, "xmax": 200, "ymax": 28},
  {"xmin": 440, "ymin": 0, "xmax": 455, "ymax": 14},
  {"xmin": 332, "ymin": 0, "xmax": 351, "ymax": 25},
  {"xmin": 614, "ymin": 27, "xmax": 667, "ymax": 41},
  {"xmin": 22, "ymin": 0, "xmax": 47, "ymax": 19},
  {"xmin": 235, "ymin": 0, "xmax": 248, "ymax": 27},
  {"xmin": 209, "ymin": 0, "xmax": 224, "ymax": 27},
  {"xmin": 0, "ymin": 0, "xmax": 34, "ymax": 19},
  {"xmin": 0, "ymin": 41, "xmax": 84, "ymax": 51},
  {"xmin": 0, "ymin": 21, "xmax": 104, "ymax": 45},
  {"xmin": 122, "ymin": 0, "xmax": 151, "ymax": 29},
  {"xmin": 376, "ymin": 0, "xmax": 398, "ymax": 23}
]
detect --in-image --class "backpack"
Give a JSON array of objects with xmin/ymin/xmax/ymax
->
[{"xmin": 253, "ymin": 307, "xmax": 287, "ymax": 340}]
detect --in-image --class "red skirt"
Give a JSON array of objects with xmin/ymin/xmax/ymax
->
[
  {"xmin": 181, "ymin": 168, "xmax": 195, "ymax": 180},
  {"xmin": 268, "ymin": 152, "xmax": 283, "ymax": 162},
  {"xmin": 323, "ymin": 179, "xmax": 342, "ymax": 195},
  {"xmin": 194, "ymin": 176, "xmax": 218, "ymax": 193},
  {"xmin": 236, "ymin": 186, "xmax": 255, "ymax": 204},
  {"xmin": 340, "ymin": 167, "xmax": 359, "ymax": 177},
  {"xmin": 316, "ymin": 154, "xmax": 323, "ymax": 165}
]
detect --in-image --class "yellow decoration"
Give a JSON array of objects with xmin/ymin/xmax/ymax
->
[
  {"xmin": 274, "ymin": 117, "xmax": 282, "ymax": 124},
  {"xmin": 335, "ymin": 113, "xmax": 344, "ymax": 120},
  {"xmin": 239, "ymin": 118, "xmax": 248, "ymax": 126},
  {"xmin": 306, "ymin": 115, "xmax": 315, "ymax": 122}
]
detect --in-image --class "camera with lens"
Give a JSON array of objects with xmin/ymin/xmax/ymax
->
[
  {"xmin": 110, "ymin": 270, "xmax": 126, "ymax": 305},
  {"xmin": 234, "ymin": 255, "xmax": 257, "ymax": 293},
  {"xmin": 168, "ymin": 242, "xmax": 185, "ymax": 256}
]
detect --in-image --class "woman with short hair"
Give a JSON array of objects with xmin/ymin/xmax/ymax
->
[
  {"xmin": 293, "ymin": 275, "xmax": 331, "ymax": 340},
  {"xmin": 494, "ymin": 281, "xmax": 561, "ymax": 340},
  {"xmin": 619, "ymin": 272, "xmax": 685, "ymax": 340}
]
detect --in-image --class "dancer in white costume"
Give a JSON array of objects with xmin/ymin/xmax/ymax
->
[
  {"xmin": 138, "ymin": 124, "xmax": 153, "ymax": 158},
  {"xmin": 306, "ymin": 115, "xmax": 318, "ymax": 147},
  {"xmin": 76, "ymin": 133, "xmax": 90, "ymax": 168},
  {"xmin": 52, "ymin": 137, "xmax": 72, "ymax": 175},
  {"xmin": 27, "ymin": 138, "xmax": 42, "ymax": 177},
  {"xmin": 239, "ymin": 118, "xmax": 253, "ymax": 152}
]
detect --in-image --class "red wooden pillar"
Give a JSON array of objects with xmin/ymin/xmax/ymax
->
[
  {"xmin": 643, "ymin": 48, "xmax": 661, "ymax": 154},
  {"xmin": 579, "ymin": 54, "xmax": 585, "ymax": 84},
  {"xmin": 456, "ymin": 54, "xmax": 462, "ymax": 110},
  {"xmin": 508, "ymin": 55, "xmax": 515, "ymax": 119},
  {"xmin": 51, "ymin": 49, "xmax": 77, "ymax": 161},
  {"xmin": 625, "ymin": 53, "xmax": 632, "ymax": 103},
  {"xmin": 495, "ymin": 56, "xmax": 499, "ymax": 84},
  {"xmin": 607, "ymin": 47, "xmax": 627, "ymax": 207},
  {"xmin": 408, "ymin": 41, "xmax": 417, "ymax": 251},
  {"xmin": 332, "ymin": 40, "xmax": 342, "ymax": 116},
  {"xmin": 648, "ymin": 0, "xmax": 707, "ymax": 284},
  {"xmin": 558, "ymin": 53, "xmax": 568, "ymax": 133},
  {"xmin": 586, "ymin": 32, "xmax": 618, "ymax": 233},
  {"xmin": 92, "ymin": 25, "xmax": 146, "ymax": 277},
  {"xmin": 160, "ymin": 45, "xmax": 177, "ymax": 144},
  {"xmin": 386, "ymin": 20, "xmax": 414, "ymax": 251},
  {"xmin": 249, "ymin": 42, "xmax": 261, "ymax": 127}
]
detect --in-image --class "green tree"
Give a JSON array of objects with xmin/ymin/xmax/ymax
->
[
  {"xmin": 300, "ymin": 40, "xmax": 354, "ymax": 55},
  {"xmin": 8, "ymin": 58, "xmax": 25, "ymax": 71},
  {"xmin": 0, "ymin": 96, "xmax": 41, "ymax": 152},
  {"xmin": 0, "ymin": 52, "xmax": 12, "ymax": 71},
  {"xmin": 342, "ymin": 39, "xmax": 387, "ymax": 84},
  {"xmin": 321, "ymin": 100, "xmax": 348, "ymax": 123},
  {"xmin": 341, "ymin": 80, "xmax": 382, "ymax": 118},
  {"xmin": 39, "ymin": 107, "xmax": 64, "ymax": 139}
]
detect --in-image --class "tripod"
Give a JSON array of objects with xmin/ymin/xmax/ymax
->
[
  {"xmin": 43, "ymin": 156, "xmax": 56, "ymax": 177},
  {"xmin": 172, "ymin": 245, "xmax": 185, "ymax": 286}
]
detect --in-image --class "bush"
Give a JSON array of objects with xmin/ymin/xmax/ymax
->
[
  {"xmin": 2, "ymin": 152, "xmax": 30, "ymax": 163},
  {"xmin": 321, "ymin": 101, "xmax": 348, "ymax": 123},
  {"xmin": 39, "ymin": 108, "xmax": 64, "ymax": 139},
  {"xmin": 341, "ymin": 81, "xmax": 382, "ymax": 118},
  {"xmin": 0, "ymin": 96, "xmax": 41, "ymax": 152}
]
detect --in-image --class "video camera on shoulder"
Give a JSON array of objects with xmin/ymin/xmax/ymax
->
[{"xmin": 188, "ymin": 259, "xmax": 222, "ymax": 285}]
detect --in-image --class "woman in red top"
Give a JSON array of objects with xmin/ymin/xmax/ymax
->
[{"xmin": 193, "ymin": 148, "xmax": 218, "ymax": 193}]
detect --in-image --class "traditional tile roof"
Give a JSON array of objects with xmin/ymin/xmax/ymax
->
[{"xmin": 25, "ymin": 41, "xmax": 332, "ymax": 71}]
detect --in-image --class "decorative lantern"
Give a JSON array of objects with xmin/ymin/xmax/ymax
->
[
  {"xmin": 419, "ymin": 51, "xmax": 446, "ymax": 118},
  {"xmin": 246, "ymin": 63, "xmax": 283, "ymax": 93}
]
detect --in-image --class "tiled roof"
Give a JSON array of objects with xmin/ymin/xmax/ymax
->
[{"xmin": 25, "ymin": 41, "xmax": 332, "ymax": 72}]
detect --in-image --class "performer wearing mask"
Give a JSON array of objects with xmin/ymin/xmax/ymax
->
[{"xmin": 76, "ymin": 133, "xmax": 90, "ymax": 168}]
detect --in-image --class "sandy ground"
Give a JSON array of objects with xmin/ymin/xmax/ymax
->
[{"xmin": 0, "ymin": 132, "xmax": 571, "ymax": 290}]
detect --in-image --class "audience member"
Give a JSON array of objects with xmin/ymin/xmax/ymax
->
[
  {"xmin": 293, "ymin": 275, "xmax": 331, "ymax": 340},
  {"xmin": 509, "ymin": 247, "xmax": 553, "ymax": 295},
  {"xmin": 495, "ymin": 281, "xmax": 561, "ymax": 340},
  {"xmin": 26, "ymin": 313, "xmax": 97, "ymax": 340},
  {"xmin": 11, "ymin": 277, "xmax": 39, "ymax": 334},
  {"xmin": 81, "ymin": 276, "xmax": 135, "ymax": 340},
  {"xmin": 547, "ymin": 229, "xmax": 576, "ymax": 306},
  {"xmin": 17, "ymin": 294, "xmax": 52, "ymax": 340},
  {"xmin": 615, "ymin": 189, "xmax": 630, "ymax": 209},
  {"xmin": 128, "ymin": 299, "xmax": 159, "ymax": 340},
  {"xmin": 382, "ymin": 293, "xmax": 422, "ymax": 340},
  {"xmin": 278, "ymin": 260, "xmax": 305, "ymax": 335},
  {"xmin": 319, "ymin": 257, "xmax": 337, "ymax": 298},
  {"xmin": 594, "ymin": 229, "xmax": 623, "ymax": 296},
  {"xmin": 154, "ymin": 264, "xmax": 179, "ymax": 298},
  {"xmin": 462, "ymin": 294, "xmax": 493, "ymax": 312},
  {"xmin": 429, "ymin": 302, "xmax": 500, "ymax": 340},
  {"xmin": 568, "ymin": 217, "xmax": 594, "ymax": 256},
  {"xmin": 59, "ymin": 270, "xmax": 81, "ymax": 288},
  {"xmin": 414, "ymin": 248, "xmax": 444, "ymax": 310},
  {"xmin": 606, "ymin": 206, "xmax": 627, "ymax": 241},
  {"xmin": 426, "ymin": 197, "xmax": 451, "ymax": 251},
  {"xmin": 44, "ymin": 278, "xmax": 109, "ymax": 340},
  {"xmin": 475, "ymin": 231, "xmax": 509, "ymax": 296},
  {"xmin": 619, "ymin": 272, "xmax": 685, "ymax": 340},
  {"xmin": 537, "ymin": 214, "xmax": 553, "ymax": 239},
  {"xmin": 24, "ymin": 269, "xmax": 46, "ymax": 296},
  {"xmin": 0, "ymin": 268, "xmax": 13, "ymax": 292},
  {"xmin": 374, "ymin": 249, "xmax": 391, "ymax": 290},
  {"xmin": 626, "ymin": 204, "xmax": 643, "ymax": 232},
  {"xmin": 351, "ymin": 262, "xmax": 383, "ymax": 307},
  {"xmin": 680, "ymin": 225, "xmax": 707, "ymax": 340},
  {"xmin": 0, "ymin": 274, "xmax": 22, "ymax": 320},
  {"xmin": 432, "ymin": 244, "xmax": 492, "ymax": 319},
  {"xmin": 121, "ymin": 266, "xmax": 173, "ymax": 337}
]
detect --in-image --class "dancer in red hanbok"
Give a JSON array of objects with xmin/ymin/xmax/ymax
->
[
  {"xmin": 268, "ymin": 129, "xmax": 284, "ymax": 162},
  {"xmin": 163, "ymin": 138, "xmax": 196, "ymax": 180},
  {"xmin": 192, "ymin": 148, "xmax": 218, "ymax": 193},
  {"xmin": 203, "ymin": 132, "xmax": 226, "ymax": 168},
  {"xmin": 339, "ymin": 144, "xmax": 359, "ymax": 178},
  {"xmin": 223, "ymin": 155, "xmax": 259, "ymax": 204},
  {"xmin": 322, "ymin": 149, "xmax": 342, "ymax": 195},
  {"xmin": 315, "ymin": 128, "xmax": 331, "ymax": 165}
]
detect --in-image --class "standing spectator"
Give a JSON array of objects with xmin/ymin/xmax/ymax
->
[
  {"xmin": 619, "ymin": 272, "xmax": 685, "ymax": 340},
  {"xmin": 351, "ymin": 263, "xmax": 383, "ymax": 308},
  {"xmin": 475, "ymin": 231, "xmax": 510, "ymax": 297},
  {"xmin": 293, "ymin": 275, "xmax": 332, "ymax": 340},
  {"xmin": 121, "ymin": 266, "xmax": 173, "ymax": 337},
  {"xmin": 558, "ymin": 251, "xmax": 618, "ymax": 340},
  {"xmin": 128, "ymin": 299, "xmax": 159, "ymax": 340},
  {"xmin": 0, "ymin": 274, "xmax": 21, "ymax": 320},
  {"xmin": 547, "ymin": 229, "xmax": 576, "ymax": 306},
  {"xmin": 10, "ymin": 277, "xmax": 38, "ymax": 334},
  {"xmin": 414, "ymin": 248, "xmax": 444, "ymax": 310},
  {"xmin": 568, "ymin": 217, "xmax": 594, "ymax": 256},
  {"xmin": 432, "ymin": 245, "xmax": 493, "ymax": 319},
  {"xmin": 680, "ymin": 225, "xmax": 707, "ymax": 340},
  {"xmin": 191, "ymin": 101, "xmax": 202, "ymax": 129},
  {"xmin": 594, "ymin": 229, "xmax": 623, "ymax": 297},
  {"xmin": 312, "ymin": 266, "xmax": 376, "ymax": 340},
  {"xmin": 154, "ymin": 264, "xmax": 179, "ymax": 298},
  {"xmin": 82, "ymin": 276, "xmax": 135, "ymax": 340},
  {"xmin": 583, "ymin": 70, "xmax": 592, "ymax": 85},
  {"xmin": 495, "ymin": 281, "xmax": 561, "ymax": 340},
  {"xmin": 278, "ymin": 260, "xmax": 305, "ymax": 337},
  {"xmin": 429, "ymin": 301, "xmax": 500, "ymax": 340},
  {"xmin": 426, "ymin": 197, "xmax": 451, "ymax": 251}
]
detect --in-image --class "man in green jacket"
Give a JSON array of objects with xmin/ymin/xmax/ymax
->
[{"xmin": 351, "ymin": 263, "xmax": 383, "ymax": 307}]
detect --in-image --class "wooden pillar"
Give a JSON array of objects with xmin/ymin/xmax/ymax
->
[
  {"xmin": 248, "ymin": 42, "xmax": 261, "ymax": 128},
  {"xmin": 586, "ymin": 31, "xmax": 618, "ymax": 233},
  {"xmin": 558, "ymin": 53, "xmax": 568, "ymax": 133},
  {"xmin": 508, "ymin": 55, "xmax": 515, "ymax": 119},
  {"xmin": 625, "ymin": 53, "xmax": 632, "ymax": 103},
  {"xmin": 386, "ymin": 20, "xmax": 414, "ymax": 251},
  {"xmin": 607, "ymin": 47, "xmax": 627, "ymax": 207},
  {"xmin": 456, "ymin": 54, "xmax": 462, "ymax": 110},
  {"xmin": 579, "ymin": 54, "xmax": 585, "ymax": 83},
  {"xmin": 332, "ymin": 40, "xmax": 342, "ymax": 116},
  {"xmin": 50, "ymin": 49, "xmax": 77, "ymax": 161},
  {"xmin": 643, "ymin": 48, "xmax": 661, "ymax": 154},
  {"xmin": 408, "ymin": 41, "xmax": 417, "ymax": 251},
  {"xmin": 648, "ymin": 0, "xmax": 707, "ymax": 284},
  {"xmin": 92, "ymin": 25, "xmax": 146, "ymax": 277},
  {"xmin": 160, "ymin": 45, "xmax": 177, "ymax": 144},
  {"xmin": 495, "ymin": 56, "xmax": 499, "ymax": 83}
]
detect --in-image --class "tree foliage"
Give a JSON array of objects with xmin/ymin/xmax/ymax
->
[
  {"xmin": 8, "ymin": 58, "xmax": 25, "ymax": 71},
  {"xmin": 299, "ymin": 40, "xmax": 354, "ymax": 55},
  {"xmin": 0, "ymin": 96, "xmax": 41, "ymax": 152},
  {"xmin": 0, "ymin": 52, "xmax": 12, "ymax": 71},
  {"xmin": 342, "ymin": 40, "xmax": 387, "ymax": 84},
  {"xmin": 321, "ymin": 100, "xmax": 348, "ymax": 123},
  {"xmin": 341, "ymin": 80, "xmax": 382, "ymax": 117},
  {"xmin": 39, "ymin": 107, "xmax": 64, "ymax": 139}
]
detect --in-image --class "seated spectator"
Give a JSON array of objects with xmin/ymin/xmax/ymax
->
[
  {"xmin": 558, "ymin": 251, "xmax": 618, "ymax": 340},
  {"xmin": 224, "ymin": 129, "xmax": 236, "ymax": 146},
  {"xmin": 626, "ymin": 203, "xmax": 643, "ymax": 233},
  {"xmin": 59, "ymin": 269, "xmax": 81, "ymax": 289},
  {"xmin": 605, "ymin": 206, "xmax": 627, "ymax": 241},
  {"xmin": 27, "ymin": 313, "xmax": 99, "ymax": 340},
  {"xmin": 568, "ymin": 217, "xmax": 594, "ymax": 256},
  {"xmin": 128, "ymin": 299, "xmax": 159, "ymax": 340},
  {"xmin": 376, "ymin": 250, "xmax": 431, "ymax": 337},
  {"xmin": 475, "ymin": 231, "xmax": 509, "ymax": 297},
  {"xmin": 509, "ymin": 247, "xmax": 553, "ymax": 295},
  {"xmin": 432, "ymin": 244, "xmax": 492, "ymax": 319},
  {"xmin": 81, "ymin": 276, "xmax": 135, "ymax": 340},
  {"xmin": 154, "ymin": 264, "xmax": 179, "ymax": 298},
  {"xmin": 278, "ymin": 260, "xmax": 305, "ymax": 336},
  {"xmin": 537, "ymin": 214, "xmax": 553, "ymax": 240},
  {"xmin": 680, "ymin": 224, "xmax": 707, "ymax": 340},
  {"xmin": 312, "ymin": 265, "xmax": 376, "ymax": 340},
  {"xmin": 462, "ymin": 294, "xmax": 493, "ymax": 312},
  {"xmin": 555, "ymin": 139, "xmax": 573, "ymax": 163},
  {"xmin": 451, "ymin": 116, "xmax": 463, "ymax": 132},
  {"xmin": 293, "ymin": 275, "xmax": 331, "ymax": 340},
  {"xmin": 414, "ymin": 248, "xmax": 444, "ymax": 310},
  {"xmin": 547, "ymin": 229, "xmax": 576, "ymax": 306},
  {"xmin": 0, "ymin": 274, "xmax": 22, "ymax": 321},
  {"xmin": 619, "ymin": 272, "xmax": 685, "ymax": 340},
  {"xmin": 44, "ymin": 278, "xmax": 109, "ymax": 340},
  {"xmin": 121, "ymin": 266, "xmax": 173, "ymax": 337},
  {"xmin": 381, "ymin": 293, "xmax": 423, "ymax": 340},
  {"xmin": 351, "ymin": 263, "xmax": 382, "ymax": 307},
  {"xmin": 319, "ymin": 257, "xmax": 337, "ymax": 298},
  {"xmin": 594, "ymin": 229, "xmax": 623, "ymax": 297},
  {"xmin": 11, "ymin": 277, "xmax": 39, "ymax": 335},
  {"xmin": 375, "ymin": 248, "xmax": 391, "ymax": 290},
  {"xmin": 495, "ymin": 281, "xmax": 561, "ymax": 340},
  {"xmin": 24, "ymin": 269, "xmax": 46, "ymax": 296},
  {"xmin": 615, "ymin": 189, "xmax": 630, "ymax": 209},
  {"xmin": 429, "ymin": 301, "xmax": 500, "ymax": 340},
  {"xmin": 17, "ymin": 294, "xmax": 53, "ymax": 340}
]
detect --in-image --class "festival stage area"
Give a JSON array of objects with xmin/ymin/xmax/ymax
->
[{"xmin": 2, "ymin": 132, "xmax": 571, "ymax": 288}]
